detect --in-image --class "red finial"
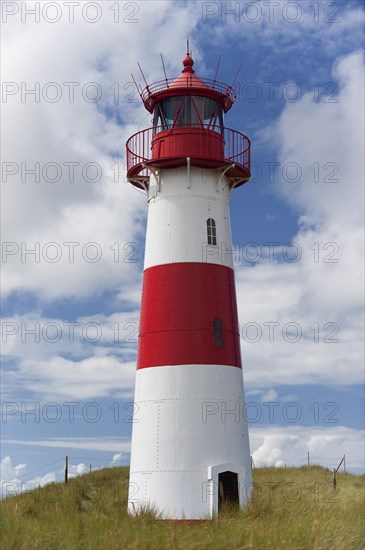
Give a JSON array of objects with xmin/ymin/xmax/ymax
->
[
  {"xmin": 182, "ymin": 37, "xmax": 194, "ymax": 73},
  {"xmin": 182, "ymin": 52, "xmax": 194, "ymax": 73}
]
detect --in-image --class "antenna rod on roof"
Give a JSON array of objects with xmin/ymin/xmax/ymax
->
[
  {"xmin": 137, "ymin": 62, "xmax": 149, "ymax": 90},
  {"xmin": 213, "ymin": 54, "xmax": 221, "ymax": 83},
  {"xmin": 131, "ymin": 72, "xmax": 144, "ymax": 102},
  {"xmin": 187, "ymin": 37, "xmax": 190, "ymax": 55},
  {"xmin": 160, "ymin": 53, "xmax": 169, "ymax": 87},
  {"xmin": 231, "ymin": 64, "xmax": 242, "ymax": 89},
  {"xmin": 237, "ymin": 74, "xmax": 245, "ymax": 99}
]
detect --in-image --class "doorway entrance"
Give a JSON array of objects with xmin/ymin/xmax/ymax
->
[{"xmin": 218, "ymin": 471, "xmax": 239, "ymax": 511}]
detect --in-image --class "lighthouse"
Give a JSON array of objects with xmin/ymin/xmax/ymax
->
[{"xmin": 126, "ymin": 49, "xmax": 252, "ymax": 519}]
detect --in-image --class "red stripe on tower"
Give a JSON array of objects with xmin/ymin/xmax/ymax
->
[{"xmin": 138, "ymin": 262, "xmax": 242, "ymax": 369}]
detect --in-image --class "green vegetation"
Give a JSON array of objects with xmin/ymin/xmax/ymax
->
[{"xmin": 1, "ymin": 465, "xmax": 364, "ymax": 549}]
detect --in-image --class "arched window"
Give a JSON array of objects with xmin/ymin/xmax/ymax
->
[
  {"xmin": 207, "ymin": 218, "xmax": 217, "ymax": 246},
  {"xmin": 213, "ymin": 318, "xmax": 224, "ymax": 348}
]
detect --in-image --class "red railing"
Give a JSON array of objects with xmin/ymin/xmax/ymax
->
[
  {"xmin": 141, "ymin": 78, "xmax": 236, "ymax": 103},
  {"xmin": 126, "ymin": 125, "xmax": 250, "ymax": 180}
]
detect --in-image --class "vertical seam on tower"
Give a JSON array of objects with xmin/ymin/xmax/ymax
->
[
  {"xmin": 219, "ymin": 365, "xmax": 227, "ymax": 448},
  {"xmin": 214, "ymin": 265, "xmax": 222, "ymax": 363},
  {"xmin": 156, "ymin": 403, "xmax": 160, "ymax": 470}
]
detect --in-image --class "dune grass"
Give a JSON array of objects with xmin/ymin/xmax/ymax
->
[{"xmin": 1, "ymin": 465, "xmax": 364, "ymax": 549}]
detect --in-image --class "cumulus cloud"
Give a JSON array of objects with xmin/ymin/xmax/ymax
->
[
  {"xmin": 111, "ymin": 452, "xmax": 123, "ymax": 465},
  {"xmin": 0, "ymin": 456, "xmax": 57, "ymax": 497},
  {"xmin": 2, "ymin": 424, "xmax": 362, "ymax": 497},
  {"xmin": 16, "ymin": 355, "xmax": 136, "ymax": 400},
  {"xmin": 275, "ymin": 50, "xmax": 364, "ymax": 227},
  {"xmin": 236, "ymin": 50, "xmax": 364, "ymax": 389},
  {"xmin": 1, "ymin": 310, "xmax": 139, "ymax": 400},
  {"xmin": 251, "ymin": 425, "xmax": 364, "ymax": 471},
  {"xmin": 68, "ymin": 462, "xmax": 89, "ymax": 478},
  {"xmin": 203, "ymin": 1, "xmax": 364, "ymax": 61},
  {"xmin": 260, "ymin": 389, "xmax": 279, "ymax": 402},
  {"xmin": 0, "ymin": 455, "xmax": 110, "ymax": 497},
  {"xmin": 1, "ymin": 456, "xmax": 27, "ymax": 481},
  {"xmin": 1, "ymin": 0, "xmax": 202, "ymax": 301}
]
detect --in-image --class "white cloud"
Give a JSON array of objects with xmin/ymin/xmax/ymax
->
[
  {"xmin": 3, "ymin": 425, "xmax": 363, "ymax": 495},
  {"xmin": 260, "ymin": 389, "xmax": 279, "ymax": 402},
  {"xmin": 1, "ymin": 0, "xmax": 202, "ymax": 301},
  {"xmin": 4, "ymin": 436, "xmax": 131, "ymax": 453},
  {"xmin": 0, "ymin": 456, "xmax": 57, "ymax": 497},
  {"xmin": 1, "ymin": 311, "xmax": 139, "ymax": 400},
  {"xmin": 13, "ymin": 355, "xmax": 135, "ymax": 400},
  {"xmin": 204, "ymin": 2, "xmax": 364, "ymax": 59},
  {"xmin": 1, "ymin": 311, "xmax": 139, "ymax": 360},
  {"xmin": 0, "ymin": 455, "xmax": 93, "ymax": 497},
  {"xmin": 0, "ymin": 456, "xmax": 27, "ymax": 481},
  {"xmin": 68, "ymin": 463, "xmax": 89, "ymax": 478},
  {"xmin": 275, "ymin": 50, "xmax": 364, "ymax": 227},
  {"xmin": 236, "ymin": 50, "xmax": 364, "ymax": 390},
  {"xmin": 251, "ymin": 425, "xmax": 364, "ymax": 471},
  {"xmin": 111, "ymin": 452, "xmax": 123, "ymax": 465}
]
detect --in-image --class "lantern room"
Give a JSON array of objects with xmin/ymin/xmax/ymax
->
[
  {"xmin": 126, "ymin": 52, "xmax": 251, "ymax": 189},
  {"xmin": 151, "ymin": 53, "xmax": 224, "ymax": 132},
  {"xmin": 152, "ymin": 94, "xmax": 224, "ymax": 133}
]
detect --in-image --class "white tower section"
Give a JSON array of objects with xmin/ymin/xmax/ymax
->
[
  {"xmin": 128, "ymin": 167, "xmax": 252, "ymax": 519},
  {"xmin": 144, "ymin": 167, "xmax": 234, "ymax": 269}
]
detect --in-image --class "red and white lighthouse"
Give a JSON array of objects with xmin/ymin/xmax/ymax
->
[{"xmin": 126, "ymin": 49, "xmax": 252, "ymax": 519}]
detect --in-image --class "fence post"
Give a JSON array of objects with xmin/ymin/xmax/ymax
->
[
  {"xmin": 307, "ymin": 451, "xmax": 310, "ymax": 466},
  {"xmin": 65, "ymin": 455, "xmax": 68, "ymax": 484},
  {"xmin": 333, "ymin": 468, "xmax": 336, "ymax": 490},
  {"xmin": 343, "ymin": 454, "xmax": 346, "ymax": 473}
]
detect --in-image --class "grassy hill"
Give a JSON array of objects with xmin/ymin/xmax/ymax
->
[{"xmin": 1, "ymin": 465, "xmax": 364, "ymax": 549}]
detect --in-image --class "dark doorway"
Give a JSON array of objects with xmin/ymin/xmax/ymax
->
[{"xmin": 218, "ymin": 471, "xmax": 239, "ymax": 511}]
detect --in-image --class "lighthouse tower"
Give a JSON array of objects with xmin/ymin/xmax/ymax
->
[{"xmin": 126, "ymin": 50, "xmax": 252, "ymax": 520}]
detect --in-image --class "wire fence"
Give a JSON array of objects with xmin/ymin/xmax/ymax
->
[
  {"xmin": 252, "ymin": 453, "xmax": 347, "ymax": 472},
  {"xmin": 2, "ymin": 451, "xmax": 354, "ymax": 500}
]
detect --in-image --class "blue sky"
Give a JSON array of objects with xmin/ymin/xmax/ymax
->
[{"xmin": 1, "ymin": 0, "xmax": 364, "ymax": 492}]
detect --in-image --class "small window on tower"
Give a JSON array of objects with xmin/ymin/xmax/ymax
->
[
  {"xmin": 207, "ymin": 218, "xmax": 217, "ymax": 246},
  {"xmin": 213, "ymin": 318, "xmax": 224, "ymax": 348}
]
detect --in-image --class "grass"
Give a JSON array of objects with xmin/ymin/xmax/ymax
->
[{"xmin": 1, "ymin": 465, "xmax": 364, "ymax": 549}]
